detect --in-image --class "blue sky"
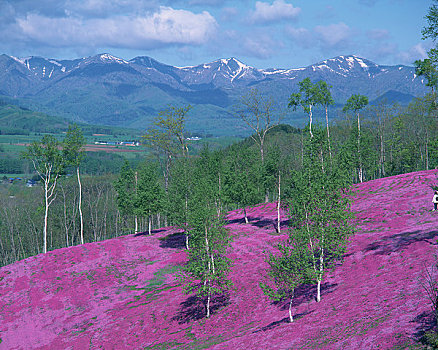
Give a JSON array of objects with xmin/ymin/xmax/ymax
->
[{"xmin": 0, "ymin": 0, "xmax": 433, "ymax": 68}]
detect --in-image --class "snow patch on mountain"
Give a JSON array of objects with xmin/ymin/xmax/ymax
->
[{"xmin": 98, "ymin": 54, "xmax": 128, "ymax": 64}]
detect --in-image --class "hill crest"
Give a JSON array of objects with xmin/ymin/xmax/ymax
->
[{"xmin": 1, "ymin": 170, "xmax": 437, "ymax": 348}]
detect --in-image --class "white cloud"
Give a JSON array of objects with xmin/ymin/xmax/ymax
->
[
  {"xmin": 15, "ymin": 7, "xmax": 218, "ymax": 49},
  {"xmin": 242, "ymin": 34, "xmax": 280, "ymax": 59},
  {"xmin": 250, "ymin": 0, "xmax": 300, "ymax": 24},
  {"xmin": 314, "ymin": 22, "xmax": 352, "ymax": 48},
  {"xmin": 398, "ymin": 43, "xmax": 430, "ymax": 65},
  {"xmin": 285, "ymin": 26, "xmax": 313, "ymax": 48}
]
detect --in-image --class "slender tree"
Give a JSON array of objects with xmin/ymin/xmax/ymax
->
[
  {"xmin": 236, "ymin": 88, "xmax": 280, "ymax": 165},
  {"xmin": 135, "ymin": 162, "xmax": 164, "ymax": 235},
  {"xmin": 23, "ymin": 135, "xmax": 65, "ymax": 253},
  {"xmin": 63, "ymin": 125, "xmax": 86, "ymax": 244},
  {"xmin": 179, "ymin": 161, "xmax": 232, "ymax": 318},
  {"xmin": 143, "ymin": 105, "xmax": 192, "ymax": 226},
  {"xmin": 260, "ymin": 237, "xmax": 309, "ymax": 322},
  {"xmin": 288, "ymin": 78, "xmax": 320, "ymax": 138},
  {"xmin": 288, "ymin": 128, "xmax": 354, "ymax": 302},
  {"xmin": 223, "ymin": 147, "xmax": 261, "ymax": 224},
  {"xmin": 236, "ymin": 89, "xmax": 281, "ymax": 202},
  {"xmin": 168, "ymin": 157, "xmax": 193, "ymax": 249},
  {"xmin": 263, "ymin": 146, "xmax": 283, "ymax": 232},
  {"xmin": 315, "ymin": 80, "xmax": 335, "ymax": 158},
  {"xmin": 343, "ymin": 94, "xmax": 369, "ymax": 183},
  {"xmin": 114, "ymin": 161, "xmax": 136, "ymax": 233}
]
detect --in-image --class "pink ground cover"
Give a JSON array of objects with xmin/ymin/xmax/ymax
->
[{"xmin": 1, "ymin": 170, "xmax": 438, "ymax": 349}]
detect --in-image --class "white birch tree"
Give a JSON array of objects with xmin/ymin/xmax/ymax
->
[{"xmin": 23, "ymin": 135, "xmax": 65, "ymax": 253}]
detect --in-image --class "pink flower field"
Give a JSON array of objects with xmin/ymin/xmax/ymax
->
[{"xmin": 2, "ymin": 170, "xmax": 438, "ymax": 349}]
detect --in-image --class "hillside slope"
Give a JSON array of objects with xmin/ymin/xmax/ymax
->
[{"xmin": 1, "ymin": 170, "xmax": 438, "ymax": 349}]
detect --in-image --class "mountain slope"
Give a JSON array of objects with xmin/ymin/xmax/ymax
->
[
  {"xmin": 0, "ymin": 53, "xmax": 429, "ymax": 136},
  {"xmin": 1, "ymin": 170, "xmax": 437, "ymax": 348}
]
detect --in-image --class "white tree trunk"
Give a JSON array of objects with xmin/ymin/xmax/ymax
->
[
  {"xmin": 277, "ymin": 172, "xmax": 281, "ymax": 233},
  {"xmin": 244, "ymin": 207, "xmax": 249, "ymax": 224},
  {"xmin": 77, "ymin": 166, "xmax": 84, "ymax": 245},
  {"xmin": 325, "ymin": 106, "xmax": 332, "ymax": 159},
  {"xmin": 309, "ymin": 105, "xmax": 313, "ymax": 138},
  {"xmin": 206, "ymin": 286, "xmax": 211, "ymax": 318},
  {"xmin": 43, "ymin": 181, "xmax": 49, "ymax": 254},
  {"xmin": 316, "ymin": 252, "xmax": 324, "ymax": 302},
  {"xmin": 357, "ymin": 112, "xmax": 363, "ymax": 183},
  {"xmin": 134, "ymin": 171, "xmax": 138, "ymax": 234},
  {"xmin": 205, "ymin": 225, "xmax": 211, "ymax": 318},
  {"xmin": 148, "ymin": 216, "xmax": 152, "ymax": 235},
  {"xmin": 316, "ymin": 279, "xmax": 321, "ymax": 302},
  {"xmin": 289, "ymin": 297, "xmax": 294, "ymax": 323}
]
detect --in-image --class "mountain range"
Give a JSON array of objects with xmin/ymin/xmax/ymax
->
[{"xmin": 0, "ymin": 53, "xmax": 429, "ymax": 136}]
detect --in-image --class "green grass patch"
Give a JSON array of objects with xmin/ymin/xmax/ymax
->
[
  {"xmin": 143, "ymin": 341, "xmax": 184, "ymax": 349},
  {"xmin": 126, "ymin": 265, "xmax": 182, "ymax": 308}
]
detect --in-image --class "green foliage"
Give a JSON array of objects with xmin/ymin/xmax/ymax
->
[
  {"xmin": 337, "ymin": 126, "xmax": 377, "ymax": 182},
  {"xmin": 287, "ymin": 127, "xmax": 354, "ymax": 301},
  {"xmin": 135, "ymin": 162, "xmax": 164, "ymax": 224},
  {"xmin": 63, "ymin": 124, "xmax": 85, "ymax": 168},
  {"xmin": 422, "ymin": 0, "xmax": 438, "ymax": 43},
  {"xmin": 168, "ymin": 157, "xmax": 193, "ymax": 233},
  {"xmin": 343, "ymin": 94, "xmax": 369, "ymax": 114},
  {"xmin": 288, "ymin": 78, "xmax": 320, "ymax": 115},
  {"xmin": 315, "ymin": 80, "xmax": 334, "ymax": 108},
  {"xmin": 178, "ymin": 150, "xmax": 232, "ymax": 318},
  {"xmin": 143, "ymin": 104, "xmax": 192, "ymax": 157},
  {"xmin": 415, "ymin": 59, "xmax": 438, "ymax": 91},
  {"xmin": 223, "ymin": 147, "xmax": 262, "ymax": 216},
  {"xmin": 421, "ymin": 330, "xmax": 438, "ymax": 348},
  {"xmin": 81, "ymin": 152, "xmax": 127, "ymax": 175},
  {"xmin": 114, "ymin": 160, "xmax": 136, "ymax": 218},
  {"xmin": 22, "ymin": 135, "xmax": 65, "ymax": 179},
  {"xmin": 260, "ymin": 237, "xmax": 310, "ymax": 319}
]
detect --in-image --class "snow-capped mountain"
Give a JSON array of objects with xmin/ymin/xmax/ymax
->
[{"xmin": 0, "ymin": 53, "xmax": 428, "ymax": 133}]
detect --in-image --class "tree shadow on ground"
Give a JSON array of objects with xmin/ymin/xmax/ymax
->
[
  {"xmin": 364, "ymin": 229, "xmax": 438, "ymax": 255},
  {"xmin": 226, "ymin": 217, "xmax": 248, "ymax": 225},
  {"xmin": 251, "ymin": 218, "xmax": 289, "ymax": 230},
  {"xmin": 251, "ymin": 282, "xmax": 336, "ymax": 333},
  {"xmin": 252, "ymin": 310, "xmax": 313, "ymax": 333},
  {"xmin": 411, "ymin": 311, "xmax": 436, "ymax": 341},
  {"xmin": 134, "ymin": 229, "xmax": 165, "ymax": 237},
  {"xmin": 226, "ymin": 216, "xmax": 289, "ymax": 233},
  {"xmin": 158, "ymin": 232, "xmax": 186, "ymax": 249},
  {"xmin": 281, "ymin": 282, "xmax": 338, "ymax": 308},
  {"xmin": 172, "ymin": 293, "xmax": 230, "ymax": 324}
]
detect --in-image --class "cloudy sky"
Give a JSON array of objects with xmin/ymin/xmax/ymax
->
[{"xmin": 0, "ymin": 0, "xmax": 433, "ymax": 68}]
